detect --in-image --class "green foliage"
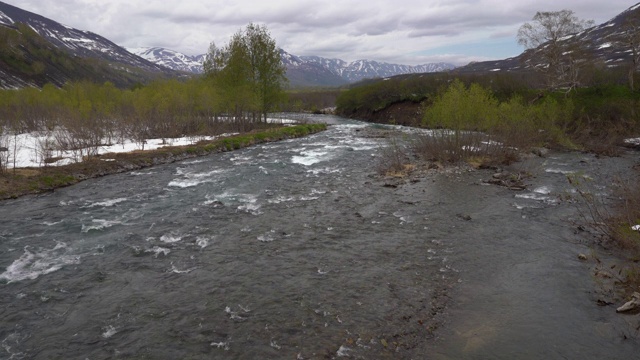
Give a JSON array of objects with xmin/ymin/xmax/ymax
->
[
  {"xmin": 39, "ymin": 174, "xmax": 75, "ymax": 188},
  {"xmin": 417, "ymin": 79, "xmax": 581, "ymax": 160},
  {"xmin": 423, "ymin": 79, "xmax": 499, "ymax": 131},
  {"xmin": 204, "ymin": 23, "xmax": 287, "ymax": 122}
]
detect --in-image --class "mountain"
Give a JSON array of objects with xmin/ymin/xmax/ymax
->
[
  {"xmin": 128, "ymin": 47, "xmax": 205, "ymax": 74},
  {"xmin": 299, "ymin": 56, "xmax": 455, "ymax": 83},
  {"xmin": 0, "ymin": 1, "xmax": 174, "ymax": 89},
  {"xmin": 133, "ymin": 46, "xmax": 456, "ymax": 87},
  {"xmin": 455, "ymin": 3, "xmax": 640, "ymax": 74},
  {"xmin": 0, "ymin": 1, "xmax": 455, "ymax": 89}
]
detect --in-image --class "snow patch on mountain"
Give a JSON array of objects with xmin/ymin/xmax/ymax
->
[
  {"xmin": 132, "ymin": 46, "xmax": 454, "ymax": 84},
  {"xmin": 0, "ymin": 10, "xmax": 12, "ymax": 25},
  {"xmin": 128, "ymin": 47, "xmax": 205, "ymax": 73},
  {"xmin": 0, "ymin": 1, "xmax": 166, "ymax": 74}
]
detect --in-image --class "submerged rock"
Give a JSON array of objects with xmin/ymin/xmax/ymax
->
[{"xmin": 531, "ymin": 147, "xmax": 550, "ymax": 158}]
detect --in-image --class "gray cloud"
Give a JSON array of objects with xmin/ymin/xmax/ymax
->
[{"xmin": 10, "ymin": 0, "xmax": 635, "ymax": 66}]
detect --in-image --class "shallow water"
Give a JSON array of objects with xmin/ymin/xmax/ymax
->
[{"xmin": 0, "ymin": 115, "xmax": 638, "ymax": 359}]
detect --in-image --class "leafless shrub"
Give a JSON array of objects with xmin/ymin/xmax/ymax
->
[
  {"xmin": 412, "ymin": 130, "xmax": 519, "ymax": 167},
  {"xmin": 569, "ymin": 175, "xmax": 640, "ymax": 255},
  {"xmin": 377, "ymin": 136, "xmax": 412, "ymax": 176}
]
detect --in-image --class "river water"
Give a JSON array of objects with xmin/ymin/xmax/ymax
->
[{"xmin": 0, "ymin": 115, "xmax": 638, "ymax": 359}]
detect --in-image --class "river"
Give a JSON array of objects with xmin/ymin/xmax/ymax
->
[{"xmin": 1, "ymin": 115, "xmax": 638, "ymax": 359}]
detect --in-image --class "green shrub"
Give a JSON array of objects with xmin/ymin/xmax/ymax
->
[{"xmin": 423, "ymin": 79, "xmax": 499, "ymax": 131}]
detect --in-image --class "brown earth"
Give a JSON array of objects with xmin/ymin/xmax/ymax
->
[{"xmin": 348, "ymin": 100, "xmax": 425, "ymax": 126}]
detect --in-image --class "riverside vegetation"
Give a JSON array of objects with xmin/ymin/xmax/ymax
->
[
  {"xmin": 336, "ymin": 70, "xmax": 640, "ymax": 296},
  {"xmin": 0, "ymin": 24, "xmax": 333, "ymax": 198}
]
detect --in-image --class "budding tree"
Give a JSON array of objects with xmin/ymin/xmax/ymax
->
[
  {"xmin": 204, "ymin": 24, "xmax": 287, "ymax": 122},
  {"xmin": 517, "ymin": 10, "xmax": 594, "ymax": 92}
]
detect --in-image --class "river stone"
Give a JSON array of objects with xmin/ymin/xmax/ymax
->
[{"xmin": 532, "ymin": 147, "xmax": 549, "ymax": 157}]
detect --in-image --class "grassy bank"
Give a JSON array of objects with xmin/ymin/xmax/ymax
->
[{"xmin": 0, "ymin": 123, "xmax": 327, "ymax": 200}]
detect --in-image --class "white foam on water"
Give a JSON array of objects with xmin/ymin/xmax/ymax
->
[
  {"xmin": 225, "ymin": 306, "xmax": 247, "ymax": 321},
  {"xmin": 83, "ymin": 197, "xmax": 128, "ymax": 208},
  {"xmin": 181, "ymin": 159, "xmax": 208, "ymax": 165},
  {"xmin": 211, "ymin": 341, "xmax": 230, "ymax": 350},
  {"xmin": 257, "ymin": 230, "xmax": 276, "ymax": 242},
  {"xmin": 81, "ymin": 219, "xmax": 123, "ymax": 233},
  {"xmin": 298, "ymin": 195, "xmax": 319, "ymax": 201},
  {"xmin": 167, "ymin": 178, "xmax": 211, "ymax": 188},
  {"xmin": 533, "ymin": 186, "xmax": 552, "ymax": 195},
  {"xmin": 267, "ymin": 196, "xmax": 295, "ymax": 204},
  {"xmin": 196, "ymin": 236, "xmax": 211, "ymax": 248},
  {"xmin": 338, "ymin": 137, "xmax": 379, "ymax": 151},
  {"xmin": 130, "ymin": 170, "xmax": 156, "ymax": 176},
  {"xmin": 515, "ymin": 193, "xmax": 547, "ymax": 201},
  {"xmin": 211, "ymin": 191, "xmax": 262, "ymax": 215},
  {"xmin": 160, "ymin": 233, "xmax": 183, "ymax": 243},
  {"xmin": 307, "ymin": 167, "xmax": 342, "ymax": 175},
  {"xmin": 169, "ymin": 262, "xmax": 197, "ymax": 274},
  {"xmin": 102, "ymin": 325, "xmax": 117, "ymax": 338},
  {"xmin": 168, "ymin": 169, "xmax": 225, "ymax": 188},
  {"xmin": 267, "ymin": 193, "xmax": 320, "ymax": 204},
  {"xmin": 0, "ymin": 242, "xmax": 80, "ymax": 283},
  {"xmin": 237, "ymin": 201, "xmax": 262, "ymax": 215},
  {"xmin": 41, "ymin": 220, "xmax": 64, "ymax": 226},
  {"xmin": 230, "ymin": 155, "xmax": 254, "ymax": 165},
  {"xmin": 146, "ymin": 246, "xmax": 170, "ymax": 257},
  {"xmin": 292, "ymin": 148, "xmax": 333, "ymax": 166},
  {"xmin": 514, "ymin": 192, "xmax": 557, "ymax": 205},
  {"xmin": 545, "ymin": 168, "xmax": 575, "ymax": 175}
]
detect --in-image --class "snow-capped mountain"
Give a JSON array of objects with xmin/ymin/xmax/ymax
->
[
  {"xmin": 300, "ymin": 56, "xmax": 455, "ymax": 82},
  {"xmin": 128, "ymin": 47, "xmax": 205, "ymax": 74},
  {"xmin": 135, "ymin": 46, "xmax": 455, "ymax": 87},
  {"xmin": 0, "ymin": 1, "xmax": 167, "ymax": 74}
]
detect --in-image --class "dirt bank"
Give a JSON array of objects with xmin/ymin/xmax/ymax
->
[{"xmin": 344, "ymin": 100, "xmax": 425, "ymax": 126}]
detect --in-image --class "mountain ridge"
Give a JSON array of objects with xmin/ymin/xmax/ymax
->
[
  {"xmin": 454, "ymin": 3, "xmax": 640, "ymax": 74},
  {"xmin": 128, "ymin": 46, "xmax": 456, "ymax": 87}
]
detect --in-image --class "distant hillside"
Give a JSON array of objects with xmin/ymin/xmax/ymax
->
[
  {"xmin": 0, "ymin": 1, "xmax": 175, "ymax": 88},
  {"xmin": 455, "ymin": 3, "xmax": 640, "ymax": 74}
]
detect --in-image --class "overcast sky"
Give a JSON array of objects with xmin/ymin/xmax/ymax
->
[{"xmin": 8, "ymin": 0, "xmax": 637, "ymax": 65}]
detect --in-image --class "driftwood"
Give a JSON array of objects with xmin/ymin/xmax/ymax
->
[{"xmin": 616, "ymin": 292, "xmax": 640, "ymax": 313}]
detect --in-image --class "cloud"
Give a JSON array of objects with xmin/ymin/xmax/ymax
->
[{"xmin": 9, "ymin": 0, "xmax": 635, "ymax": 65}]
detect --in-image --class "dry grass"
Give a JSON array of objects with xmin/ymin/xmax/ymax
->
[
  {"xmin": 377, "ymin": 137, "xmax": 412, "ymax": 176},
  {"xmin": 411, "ymin": 130, "xmax": 520, "ymax": 167},
  {"xmin": 610, "ymin": 179, "xmax": 640, "ymax": 255},
  {"xmin": 570, "ymin": 173, "xmax": 640, "ymax": 292}
]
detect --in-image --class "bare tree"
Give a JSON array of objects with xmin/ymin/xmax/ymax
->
[
  {"xmin": 617, "ymin": 10, "xmax": 640, "ymax": 91},
  {"xmin": 517, "ymin": 10, "xmax": 595, "ymax": 92}
]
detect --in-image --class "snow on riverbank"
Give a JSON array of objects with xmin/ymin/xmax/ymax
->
[
  {"xmin": 0, "ymin": 133, "xmax": 237, "ymax": 168},
  {"xmin": 0, "ymin": 117, "xmax": 299, "ymax": 168}
]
